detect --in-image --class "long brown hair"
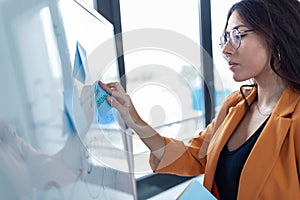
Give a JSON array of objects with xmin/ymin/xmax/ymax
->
[{"xmin": 225, "ymin": 0, "xmax": 300, "ymax": 93}]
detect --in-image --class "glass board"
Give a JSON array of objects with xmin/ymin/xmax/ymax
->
[{"xmin": 0, "ymin": 0, "xmax": 135, "ymax": 199}]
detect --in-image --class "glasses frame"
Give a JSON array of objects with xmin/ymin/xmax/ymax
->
[{"xmin": 219, "ymin": 28, "xmax": 254, "ymax": 49}]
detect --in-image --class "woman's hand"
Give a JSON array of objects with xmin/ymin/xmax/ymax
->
[
  {"xmin": 98, "ymin": 81, "xmax": 146, "ymax": 130},
  {"xmin": 98, "ymin": 81, "xmax": 166, "ymax": 160}
]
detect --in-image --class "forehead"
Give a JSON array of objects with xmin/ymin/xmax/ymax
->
[{"xmin": 226, "ymin": 10, "xmax": 246, "ymax": 31}]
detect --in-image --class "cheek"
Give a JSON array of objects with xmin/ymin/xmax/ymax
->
[{"xmin": 241, "ymin": 43, "xmax": 270, "ymax": 74}]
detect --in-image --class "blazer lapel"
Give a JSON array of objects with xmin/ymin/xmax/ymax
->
[
  {"xmin": 238, "ymin": 87, "xmax": 300, "ymax": 200},
  {"xmin": 204, "ymin": 88, "xmax": 258, "ymax": 190}
]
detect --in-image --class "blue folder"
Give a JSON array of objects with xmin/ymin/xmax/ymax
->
[{"xmin": 177, "ymin": 179, "xmax": 216, "ymax": 200}]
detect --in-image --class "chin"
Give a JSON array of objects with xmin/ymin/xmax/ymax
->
[{"xmin": 232, "ymin": 75, "xmax": 248, "ymax": 83}]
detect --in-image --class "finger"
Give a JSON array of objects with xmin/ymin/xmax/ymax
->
[
  {"xmin": 98, "ymin": 81, "xmax": 128, "ymax": 105},
  {"xmin": 106, "ymin": 82, "xmax": 126, "ymax": 93},
  {"xmin": 112, "ymin": 90, "xmax": 129, "ymax": 104},
  {"xmin": 98, "ymin": 81, "xmax": 113, "ymax": 95},
  {"xmin": 107, "ymin": 96, "xmax": 126, "ymax": 113}
]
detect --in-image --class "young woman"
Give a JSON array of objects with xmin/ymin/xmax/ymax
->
[{"xmin": 100, "ymin": 0, "xmax": 300, "ymax": 199}]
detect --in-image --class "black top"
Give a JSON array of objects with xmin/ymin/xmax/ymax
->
[{"xmin": 214, "ymin": 117, "xmax": 269, "ymax": 200}]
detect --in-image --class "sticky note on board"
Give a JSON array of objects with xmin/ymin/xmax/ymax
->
[
  {"xmin": 73, "ymin": 41, "xmax": 87, "ymax": 83},
  {"xmin": 94, "ymin": 83, "xmax": 112, "ymax": 116}
]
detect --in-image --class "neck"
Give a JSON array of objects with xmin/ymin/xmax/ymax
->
[{"xmin": 255, "ymin": 77, "xmax": 286, "ymax": 111}]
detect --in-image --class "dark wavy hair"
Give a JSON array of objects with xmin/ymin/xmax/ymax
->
[{"xmin": 224, "ymin": 0, "xmax": 300, "ymax": 93}]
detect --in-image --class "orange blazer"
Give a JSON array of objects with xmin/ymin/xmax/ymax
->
[{"xmin": 150, "ymin": 86, "xmax": 300, "ymax": 199}]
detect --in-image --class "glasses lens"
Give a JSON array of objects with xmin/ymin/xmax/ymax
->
[
  {"xmin": 219, "ymin": 33, "xmax": 228, "ymax": 49},
  {"xmin": 219, "ymin": 36, "xmax": 225, "ymax": 49},
  {"xmin": 230, "ymin": 29, "xmax": 241, "ymax": 49}
]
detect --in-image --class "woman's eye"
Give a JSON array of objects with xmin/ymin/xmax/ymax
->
[{"xmin": 233, "ymin": 34, "xmax": 240, "ymax": 40}]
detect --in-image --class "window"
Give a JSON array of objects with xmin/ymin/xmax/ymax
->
[{"xmin": 120, "ymin": 0, "xmax": 205, "ymax": 179}]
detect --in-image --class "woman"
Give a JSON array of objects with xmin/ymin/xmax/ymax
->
[{"xmin": 100, "ymin": 0, "xmax": 300, "ymax": 199}]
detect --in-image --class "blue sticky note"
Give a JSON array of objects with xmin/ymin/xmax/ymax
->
[
  {"xmin": 73, "ymin": 41, "xmax": 87, "ymax": 83},
  {"xmin": 177, "ymin": 179, "xmax": 216, "ymax": 200},
  {"xmin": 94, "ymin": 83, "xmax": 115, "ymax": 124},
  {"xmin": 94, "ymin": 83, "xmax": 111, "ymax": 116}
]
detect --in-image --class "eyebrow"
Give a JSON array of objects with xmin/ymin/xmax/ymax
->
[{"xmin": 225, "ymin": 25, "xmax": 248, "ymax": 33}]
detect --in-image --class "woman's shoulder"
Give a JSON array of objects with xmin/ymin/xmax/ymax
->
[
  {"xmin": 215, "ymin": 86, "xmax": 256, "ymax": 118},
  {"xmin": 224, "ymin": 90, "xmax": 243, "ymax": 103},
  {"xmin": 222, "ymin": 89, "xmax": 246, "ymax": 108},
  {"xmin": 224, "ymin": 86, "xmax": 256, "ymax": 106}
]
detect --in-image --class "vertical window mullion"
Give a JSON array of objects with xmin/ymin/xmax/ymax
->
[{"xmin": 199, "ymin": 0, "xmax": 215, "ymax": 125}]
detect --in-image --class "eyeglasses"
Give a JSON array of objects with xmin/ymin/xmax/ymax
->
[{"xmin": 219, "ymin": 28, "xmax": 254, "ymax": 49}]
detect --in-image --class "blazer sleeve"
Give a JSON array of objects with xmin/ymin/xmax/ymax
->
[{"xmin": 150, "ymin": 90, "xmax": 243, "ymax": 176}]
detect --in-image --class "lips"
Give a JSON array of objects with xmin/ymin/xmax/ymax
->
[{"xmin": 228, "ymin": 61, "xmax": 238, "ymax": 68}]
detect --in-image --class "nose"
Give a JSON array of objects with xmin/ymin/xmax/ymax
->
[{"xmin": 222, "ymin": 41, "xmax": 234, "ymax": 58}]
